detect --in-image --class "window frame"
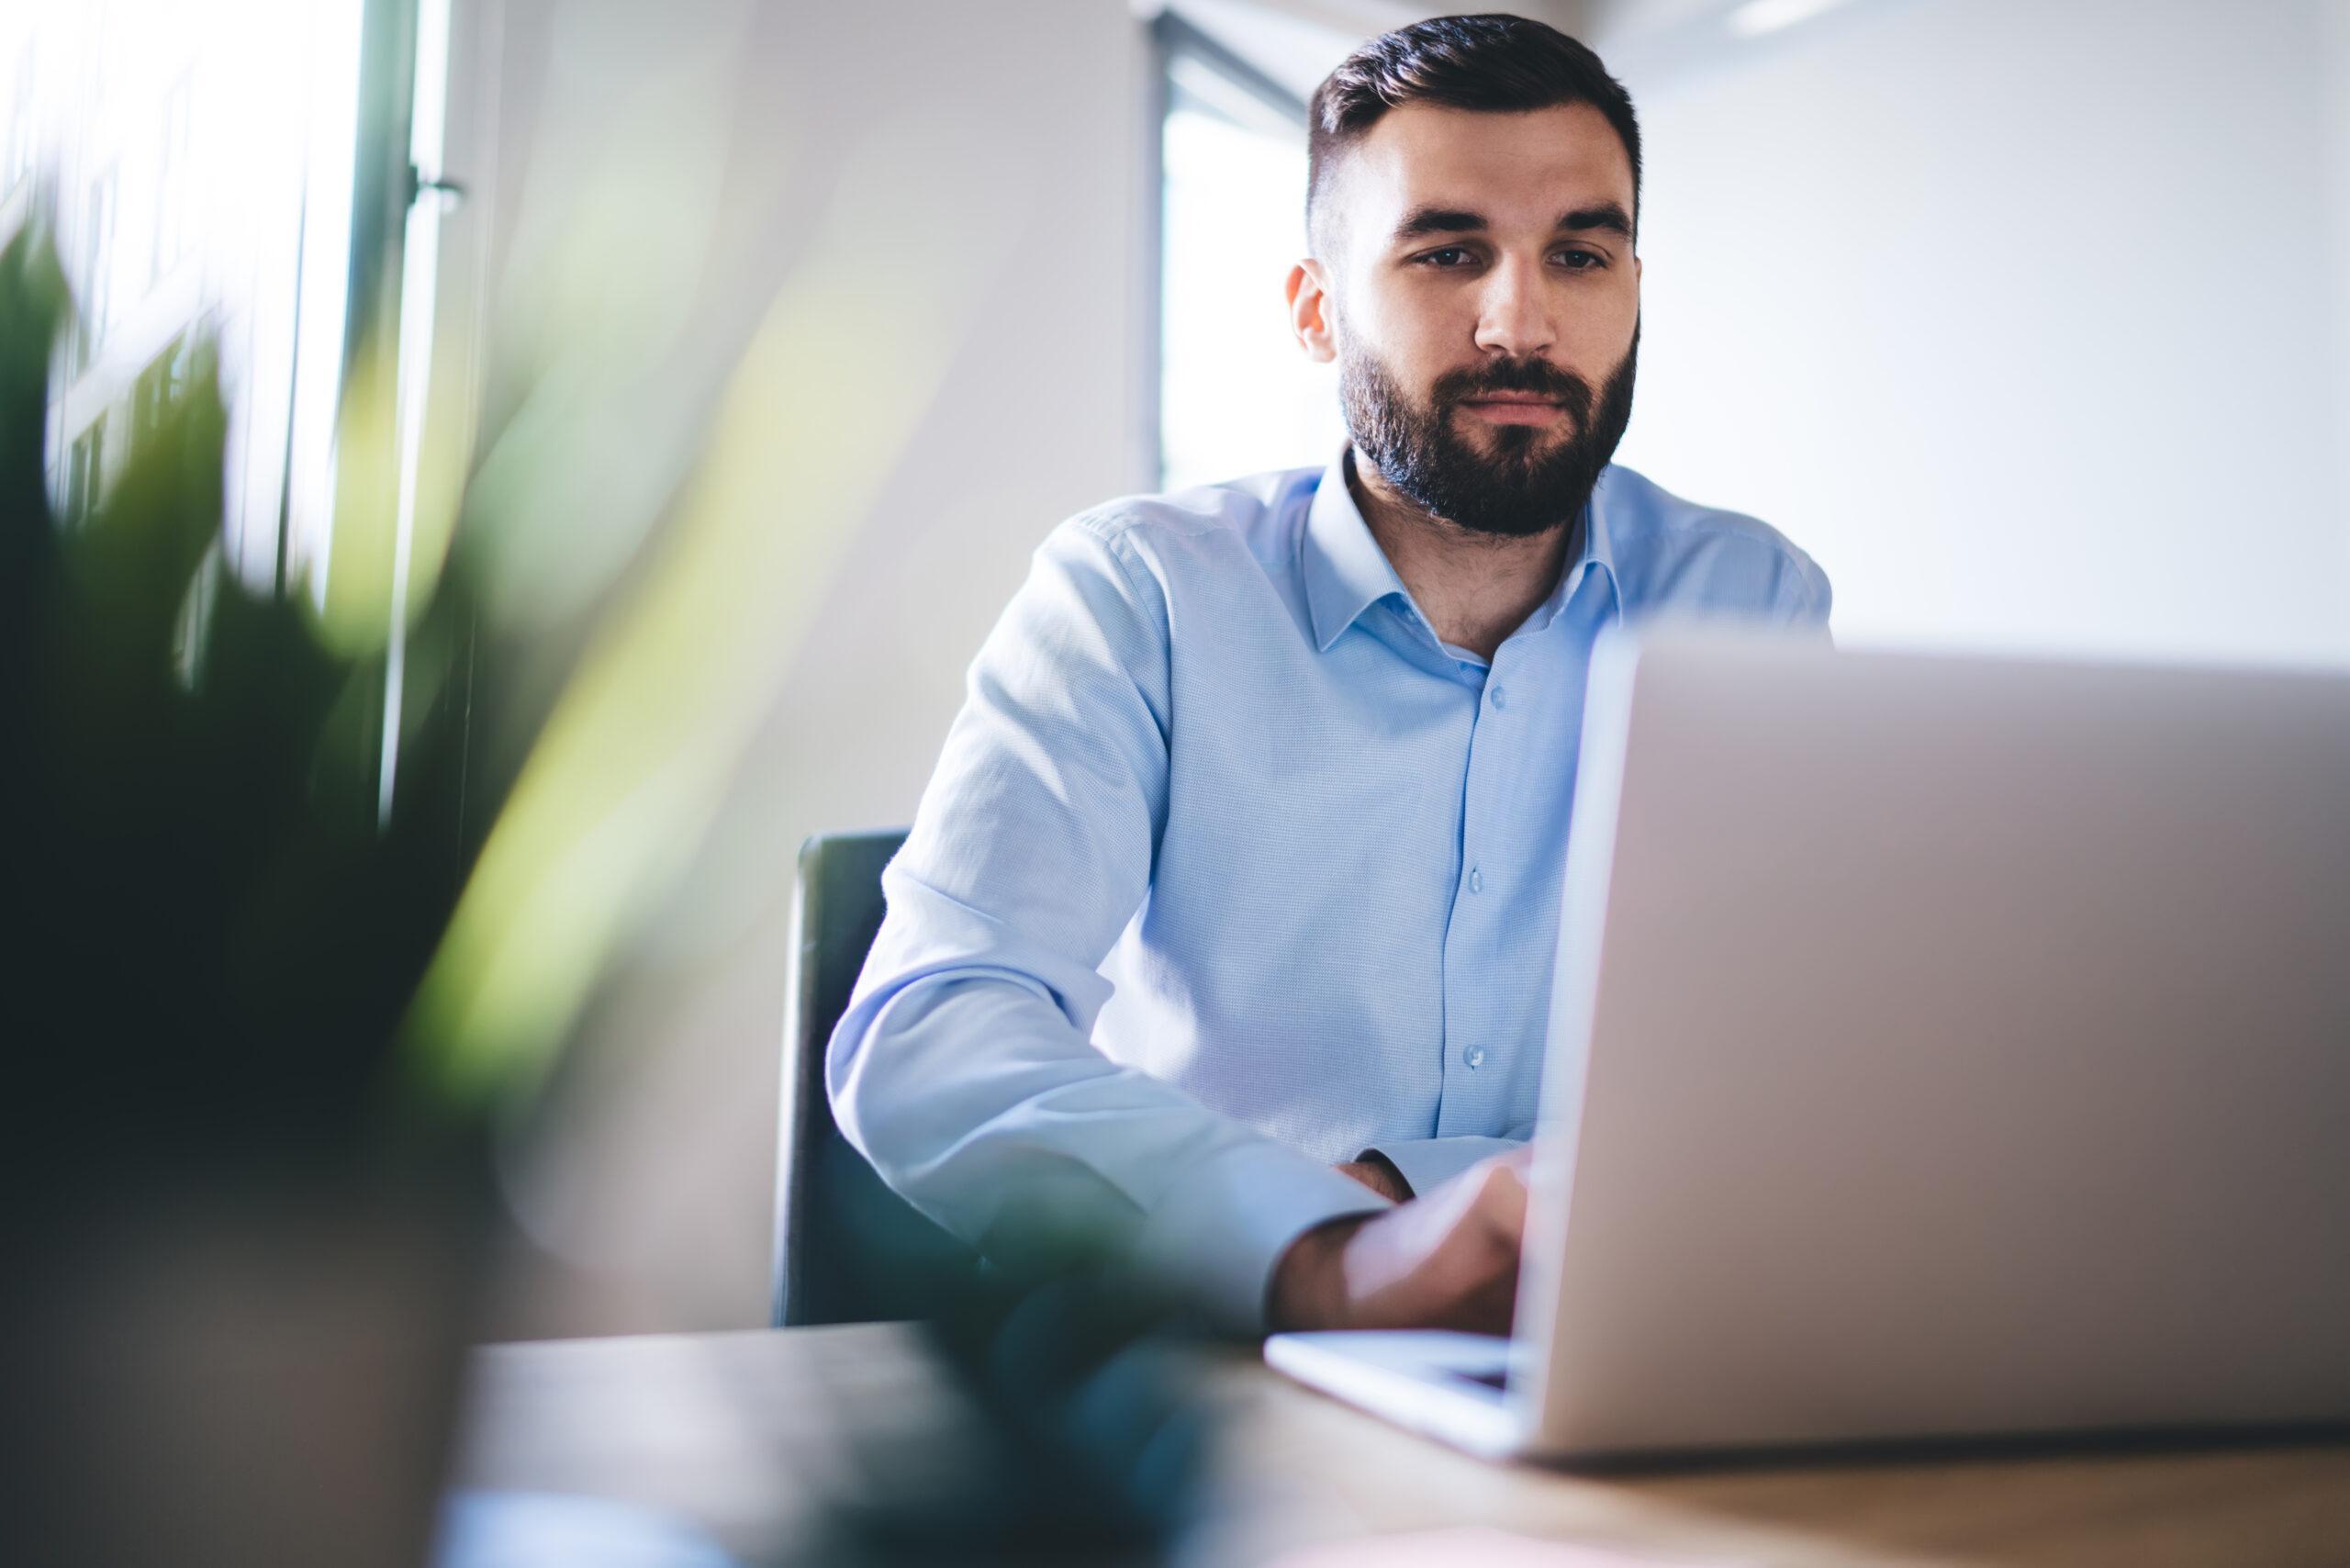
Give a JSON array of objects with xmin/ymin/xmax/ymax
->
[
  {"xmin": 133, "ymin": 333, "xmax": 192, "ymax": 449},
  {"xmin": 1144, "ymin": 9, "xmax": 1308, "ymax": 489},
  {"xmin": 74, "ymin": 161, "xmax": 118, "ymax": 375},
  {"xmin": 3, "ymin": 49, "xmax": 34, "ymax": 199}
]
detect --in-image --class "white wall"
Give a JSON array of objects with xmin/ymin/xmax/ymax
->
[
  {"xmin": 1599, "ymin": 0, "xmax": 2350, "ymax": 666},
  {"xmin": 455, "ymin": 0, "xmax": 1149, "ymax": 1335}
]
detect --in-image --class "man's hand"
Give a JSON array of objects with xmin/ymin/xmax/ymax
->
[{"xmin": 1269, "ymin": 1148, "xmax": 1530, "ymax": 1334}]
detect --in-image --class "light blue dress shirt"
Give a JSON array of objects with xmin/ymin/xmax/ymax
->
[{"xmin": 828, "ymin": 449, "xmax": 1830, "ymax": 1331}]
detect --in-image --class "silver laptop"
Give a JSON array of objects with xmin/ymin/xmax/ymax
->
[{"xmin": 1266, "ymin": 628, "xmax": 2350, "ymax": 1462}]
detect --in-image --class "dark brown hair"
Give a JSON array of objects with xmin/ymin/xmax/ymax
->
[{"xmin": 1306, "ymin": 14, "xmax": 1642, "ymax": 249}]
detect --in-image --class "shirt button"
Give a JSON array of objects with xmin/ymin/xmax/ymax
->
[
  {"xmin": 1488, "ymin": 685, "xmax": 1506, "ymax": 710},
  {"xmin": 1468, "ymin": 867, "xmax": 1483, "ymax": 894},
  {"xmin": 1463, "ymin": 1046, "xmax": 1487, "ymax": 1070}
]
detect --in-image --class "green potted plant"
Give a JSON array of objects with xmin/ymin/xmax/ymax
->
[{"xmin": 0, "ymin": 218, "xmax": 493, "ymax": 1568}]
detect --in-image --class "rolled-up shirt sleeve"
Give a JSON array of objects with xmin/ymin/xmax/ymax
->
[{"xmin": 826, "ymin": 517, "xmax": 1386, "ymax": 1332}]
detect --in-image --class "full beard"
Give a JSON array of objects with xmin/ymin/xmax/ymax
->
[{"xmin": 1339, "ymin": 326, "xmax": 1639, "ymax": 540}]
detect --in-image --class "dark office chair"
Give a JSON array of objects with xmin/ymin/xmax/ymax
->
[{"xmin": 771, "ymin": 828, "xmax": 982, "ymax": 1327}]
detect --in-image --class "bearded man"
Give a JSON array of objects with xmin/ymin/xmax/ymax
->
[{"xmin": 828, "ymin": 13, "xmax": 1830, "ymax": 1336}]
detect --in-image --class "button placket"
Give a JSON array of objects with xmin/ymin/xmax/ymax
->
[
  {"xmin": 1444, "ymin": 648, "xmax": 1537, "ymax": 1128},
  {"xmin": 1446, "ymin": 660, "xmax": 1518, "ymax": 1127},
  {"xmin": 1442, "ymin": 680, "xmax": 1491, "ymax": 1121}
]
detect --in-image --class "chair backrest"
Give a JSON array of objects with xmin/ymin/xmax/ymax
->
[{"xmin": 772, "ymin": 828, "xmax": 980, "ymax": 1326}]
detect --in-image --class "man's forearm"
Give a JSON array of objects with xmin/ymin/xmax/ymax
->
[{"xmin": 833, "ymin": 963, "xmax": 1388, "ymax": 1332}]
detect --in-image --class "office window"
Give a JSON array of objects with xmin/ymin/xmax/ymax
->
[
  {"xmin": 1155, "ymin": 18, "xmax": 1343, "ymax": 492},
  {"xmin": 152, "ymin": 74, "xmax": 194, "ymax": 283},
  {"xmin": 17, "ymin": 0, "xmax": 407, "ymax": 593},
  {"xmin": 64, "ymin": 414, "xmax": 106, "ymax": 529}
]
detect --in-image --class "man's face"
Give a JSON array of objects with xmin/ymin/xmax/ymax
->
[{"xmin": 1298, "ymin": 100, "xmax": 1642, "ymax": 538}]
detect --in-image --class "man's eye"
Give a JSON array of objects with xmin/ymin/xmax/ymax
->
[
  {"xmin": 1555, "ymin": 250, "xmax": 1605, "ymax": 270},
  {"xmin": 1418, "ymin": 247, "xmax": 1474, "ymax": 268}
]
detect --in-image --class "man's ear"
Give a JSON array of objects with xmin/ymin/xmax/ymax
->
[{"xmin": 1287, "ymin": 259, "xmax": 1338, "ymax": 364}]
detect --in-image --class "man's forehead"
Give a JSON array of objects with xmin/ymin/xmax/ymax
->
[{"xmin": 1342, "ymin": 100, "xmax": 1635, "ymax": 240}]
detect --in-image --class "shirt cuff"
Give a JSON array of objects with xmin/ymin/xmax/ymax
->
[
  {"xmin": 1357, "ymin": 1136, "xmax": 1526, "ymax": 1200},
  {"xmin": 1130, "ymin": 1137, "xmax": 1389, "ymax": 1335}
]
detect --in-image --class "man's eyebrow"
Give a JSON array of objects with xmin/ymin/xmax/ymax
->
[
  {"xmin": 1393, "ymin": 207, "xmax": 1488, "ymax": 241},
  {"xmin": 1558, "ymin": 202, "xmax": 1634, "ymax": 239},
  {"xmin": 1391, "ymin": 201, "xmax": 1636, "ymax": 243}
]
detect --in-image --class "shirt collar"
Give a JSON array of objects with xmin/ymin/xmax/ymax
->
[
  {"xmin": 1300, "ymin": 446, "xmax": 1621, "ymax": 654},
  {"xmin": 1530, "ymin": 465, "xmax": 1620, "ymax": 633},
  {"xmin": 1302, "ymin": 447, "xmax": 1411, "ymax": 654}
]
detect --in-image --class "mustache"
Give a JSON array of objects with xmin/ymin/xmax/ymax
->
[{"xmin": 1431, "ymin": 358, "xmax": 1596, "ymax": 423}]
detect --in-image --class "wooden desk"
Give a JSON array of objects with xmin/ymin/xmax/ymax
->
[{"xmin": 452, "ymin": 1324, "xmax": 2350, "ymax": 1566}]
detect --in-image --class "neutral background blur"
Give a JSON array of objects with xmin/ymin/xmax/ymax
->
[
  {"xmin": 462, "ymin": 0, "xmax": 1158, "ymax": 1333},
  {"xmin": 14, "ymin": 0, "xmax": 2346, "ymax": 1336}
]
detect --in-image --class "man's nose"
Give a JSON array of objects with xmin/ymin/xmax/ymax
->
[{"xmin": 1472, "ymin": 254, "xmax": 1556, "ymax": 358}]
